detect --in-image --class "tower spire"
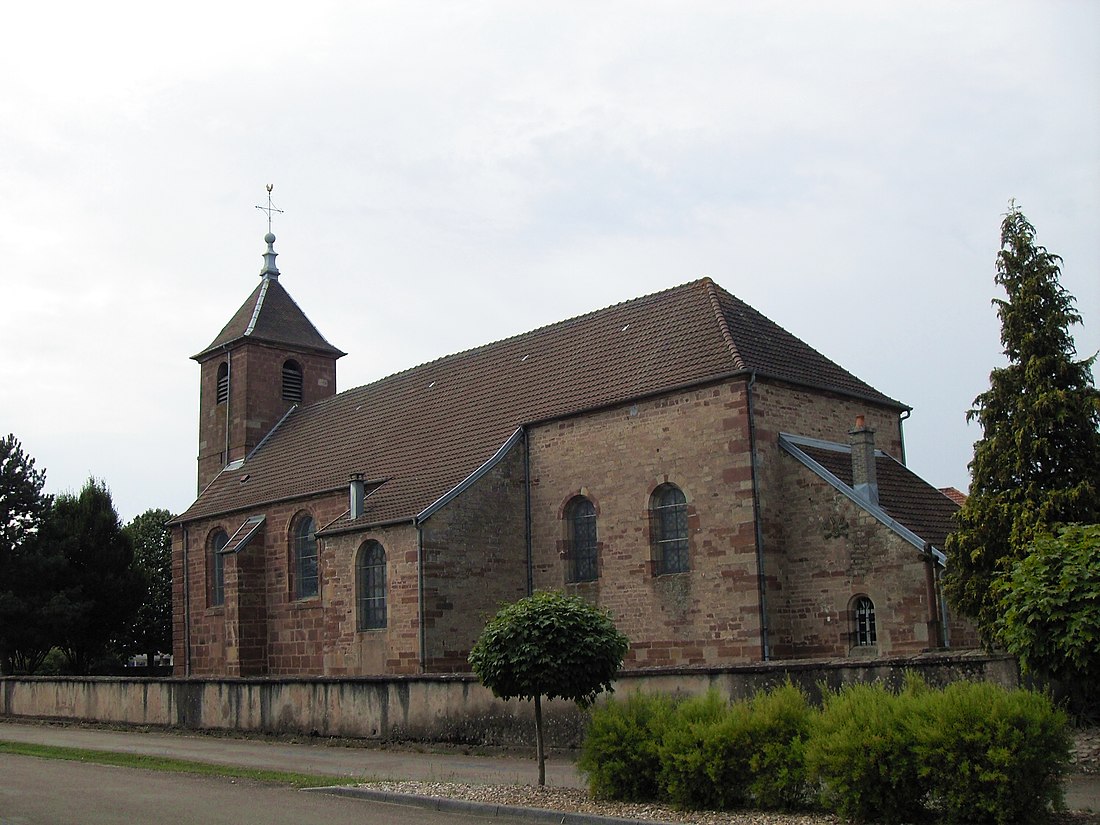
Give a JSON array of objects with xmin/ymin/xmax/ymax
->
[{"xmin": 255, "ymin": 184, "xmax": 284, "ymax": 279}]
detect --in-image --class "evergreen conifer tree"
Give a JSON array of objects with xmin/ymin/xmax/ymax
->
[{"xmin": 945, "ymin": 204, "xmax": 1100, "ymax": 641}]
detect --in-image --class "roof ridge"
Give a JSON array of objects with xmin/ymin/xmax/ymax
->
[
  {"xmin": 244, "ymin": 277, "xmax": 271, "ymax": 337},
  {"xmin": 701, "ymin": 277, "xmax": 745, "ymax": 370},
  {"xmin": 348, "ymin": 278, "xmax": 714, "ymax": 387}
]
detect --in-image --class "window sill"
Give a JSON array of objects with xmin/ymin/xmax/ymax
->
[
  {"xmin": 289, "ymin": 597, "xmax": 322, "ymax": 611},
  {"xmin": 849, "ymin": 644, "xmax": 879, "ymax": 658}
]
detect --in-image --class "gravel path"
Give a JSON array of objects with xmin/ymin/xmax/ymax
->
[{"xmin": 362, "ymin": 781, "xmax": 841, "ymax": 824}]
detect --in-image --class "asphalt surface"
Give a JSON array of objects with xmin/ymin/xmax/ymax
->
[
  {"xmin": 0, "ymin": 718, "xmax": 582, "ymax": 788},
  {"xmin": 0, "ymin": 719, "xmax": 1095, "ymax": 820},
  {"xmin": 0, "ymin": 753, "xmax": 543, "ymax": 825}
]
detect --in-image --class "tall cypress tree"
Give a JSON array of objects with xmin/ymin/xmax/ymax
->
[{"xmin": 945, "ymin": 204, "xmax": 1100, "ymax": 641}]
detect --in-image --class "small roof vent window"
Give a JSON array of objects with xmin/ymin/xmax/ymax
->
[{"xmin": 282, "ymin": 360, "xmax": 303, "ymax": 403}]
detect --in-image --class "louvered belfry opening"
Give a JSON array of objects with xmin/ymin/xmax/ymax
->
[
  {"xmin": 216, "ymin": 362, "xmax": 229, "ymax": 405},
  {"xmin": 282, "ymin": 359, "xmax": 303, "ymax": 403}
]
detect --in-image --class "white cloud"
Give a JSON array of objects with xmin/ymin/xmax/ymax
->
[{"xmin": 1, "ymin": 0, "xmax": 1096, "ymax": 519}]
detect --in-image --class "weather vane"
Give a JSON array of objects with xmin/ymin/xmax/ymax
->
[{"xmin": 255, "ymin": 184, "xmax": 284, "ymax": 233}]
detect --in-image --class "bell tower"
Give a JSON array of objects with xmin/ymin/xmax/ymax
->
[{"xmin": 192, "ymin": 229, "xmax": 345, "ymax": 492}]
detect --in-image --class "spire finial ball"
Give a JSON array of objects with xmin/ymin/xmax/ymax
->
[{"xmin": 265, "ymin": 232, "xmax": 276, "ymax": 244}]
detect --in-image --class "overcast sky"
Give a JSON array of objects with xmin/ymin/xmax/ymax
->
[{"xmin": 2, "ymin": 1, "xmax": 1097, "ymax": 523}]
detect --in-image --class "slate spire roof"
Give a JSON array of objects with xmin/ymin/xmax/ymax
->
[
  {"xmin": 177, "ymin": 278, "xmax": 905, "ymax": 526},
  {"xmin": 192, "ymin": 233, "xmax": 346, "ymax": 361}
]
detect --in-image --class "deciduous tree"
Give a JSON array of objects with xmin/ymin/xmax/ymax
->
[
  {"xmin": 468, "ymin": 590, "xmax": 629, "ymax": 785},
  {"xmin": 121, "ymin": 508, "xmax": 174, "ymax": 667},
  {"xmin": 997, "ymin": 524, "xmax": 1100, "ymax": 714},
  {"xmin": 945, "ymin": 204, "xmax": 1100, "ymax": 640}
]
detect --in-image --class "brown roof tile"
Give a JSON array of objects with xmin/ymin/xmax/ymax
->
[{"xmin": 177, "ymin": 279, "xmax": 905, "ymax": 525}]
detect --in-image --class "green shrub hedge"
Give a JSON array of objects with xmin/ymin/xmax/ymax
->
[
  {"xmin": 804, "ymin": 681, "xmax": 928, "ymax": 823},
  {"xmin": 911, "ymin": 681, "xmax": 1070, "ymax": 824},
  {"xmin": 577, "ymin": 690, "xmax": 673, "ymax": 800},
  {"xmin": 579, "ymin": 678, "xmax": 1070, "ymax": 824}
]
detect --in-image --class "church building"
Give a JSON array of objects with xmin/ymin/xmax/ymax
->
[{"xmin": 170, "ymin": 232, "xmax": 973, "ymax": 677}]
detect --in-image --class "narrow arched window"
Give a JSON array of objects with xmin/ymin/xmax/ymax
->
[
  {"xmin": 282, "ymin": 359, "xmax": 303, "ymax": 403},
  {"xmin": 209, "ymin": 529, "xmax": 228, "ymax": 606},
  {"xmin": 356, "ymin": 540, "xmax": 386, "ymax": 630},
  {"xmin": 566, "ymin": 496, "xmax": 598, "ymax": 582},
  {"xmin": 216, "ymin": 362, "xmax": 229, "ymax": 405},
  {"xmin": 292, "ymin": 515, "xmax": 318, "ymax": 599},
  {"xmin": 651, "ymin": 484, "xmax": 689, "ymax": 574},
  {"xmin": 853, "ymin": 596, "xmax": 877, "ymax": 647}
]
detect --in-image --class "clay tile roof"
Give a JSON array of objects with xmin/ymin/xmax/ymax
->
[
  {"xmin": 939, "ymin": 487, "xmax": 968, "ymax": 507},
  {"xmin": 177, "ymin": 278, "xmax": 905, "ymax": 525},
  {"xmin": 797, "ymin": 444, "xmax": 960, "ymax": 549},
  {"xmin": 193, "ymin": 276, "xmax": 346, "ymax": 361}
]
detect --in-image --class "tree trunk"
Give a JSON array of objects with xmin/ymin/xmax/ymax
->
[{"xmin": 534, "ymin": 693, "xmax": 545, "ymax": 786}]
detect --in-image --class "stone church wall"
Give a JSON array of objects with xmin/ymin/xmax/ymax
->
[
  {"xmin": 528, "ymin": 378, "xmax": 763, "ymax": 667},
  {"xmin": 196, "ymin": 344, "xmax": 338, "ymax": 492},
  {"xmin": 310, "ymin": 521, "xmax": 421, "ymax": 676},
  {"xmin": 748, "ymin": 380, "xmax": 939, "ymax": 659},
  {"xmin": 766, "ymin": 455, "xmax": 938, "ymax": 658},
  {"xmin": 172, "ymin": 495, "xmax": 421, "ymax": 677},
  {"xmin": 418, "ymin": 441, "xmax": 529, "ymax": 672}
]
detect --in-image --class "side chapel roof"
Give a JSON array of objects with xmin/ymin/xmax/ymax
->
[
  {"xmin": 176, "ymin": 278, "xmax": 906, "ymax": 526},
  {"xmin": 780, "ymin": 434, "xmax": 959, "ymax": 553}
]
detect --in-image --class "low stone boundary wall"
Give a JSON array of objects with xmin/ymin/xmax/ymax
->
[{"xmin": 1, "ymin": 651, "xmax": 1016, "ymax": 748}]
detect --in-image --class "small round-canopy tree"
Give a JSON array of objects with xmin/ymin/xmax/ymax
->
[{"xmin": 468, "ymin": 590, "xmax": 629, "ymax": 785}]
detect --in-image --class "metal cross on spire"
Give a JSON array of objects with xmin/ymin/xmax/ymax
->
[{"xmin": 255, "ymin": 183, "xmax": 284, "ymax": 234}]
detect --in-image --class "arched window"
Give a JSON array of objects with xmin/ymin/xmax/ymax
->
[
  {"xmin": 209, "ymin": 529, "xmax": 228, "ymax": 606},
  {"xmin": 281, "ymin": 359, "xmax": 303, "ymax": 403},
  {"xmin": 853, "ymin": 596, "xmax": 877, "ymax": 647},
  {"xmin": 216, "ymin": 362, "xmax": 229, "ymax": 405},
  {"xmin": 292, "ymin": 515, "xmax": 318, "ymax": 599},
  {"xmin": 651, "ymin": 484, "xmax": 689, "ymax": 574},
  {"xmin": 565, "ymin": 496, "xmax": 598, "ymax": 582},
  {"xmin": 356, "ymin": 541, "xmax": 386, "ymax": 630}
]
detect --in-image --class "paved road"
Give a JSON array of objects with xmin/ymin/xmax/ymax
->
[
  {"xmin": 1, "ymin": 720, "xmax": 1095, "ymax": 818},
  {"xmin": 0, "ymin": 753, "xmax": 540, "ymax": 825},
  {"xmin": 0, "ymin": 720, "xmax": 582, "ymax": 788}
]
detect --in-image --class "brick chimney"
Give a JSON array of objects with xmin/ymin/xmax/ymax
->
[{"xmin": 849, "ymin": 415, "xmax": 879, "ymax": 506}]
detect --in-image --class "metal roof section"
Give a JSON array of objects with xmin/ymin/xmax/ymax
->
[
  {"xmin": 218, "ymin": 514, "xmax": 266, "ymax": 555},
  {"xmin": 244, "ymin": 276, "xmax": 271, "ymax": 336},
  {"xmin": 779, "ymin": 433, "xmax": 947, "ymax": 565}
]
